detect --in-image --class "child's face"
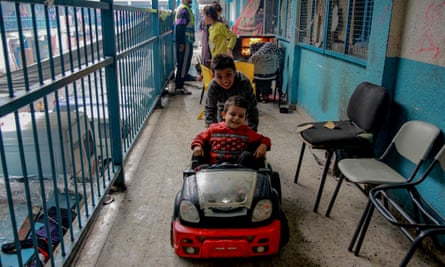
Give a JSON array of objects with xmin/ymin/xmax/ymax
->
[
  {"xmin": 213, "ymin": 68, "xmax": 235, "ymax": 90},
  {"xmin": 222, "ymin": 105, "xmax": 247, "ymax": 129},
  {"xmin": 203, "ymin": 13, "xmax": 212, "ymax": 24}
]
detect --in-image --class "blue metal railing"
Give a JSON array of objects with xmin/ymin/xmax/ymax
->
[
  {"xmin": 0, "ymin": 1, "xmax": 175, "ymax": 266},
  {"xmin": 2, "ymin": 16, "xmax": 58, "ymax": 32}
]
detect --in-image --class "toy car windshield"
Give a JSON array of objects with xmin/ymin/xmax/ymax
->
[{"xmin": 196, "ymin": 169, "xmax": 257, "ymax": 212}]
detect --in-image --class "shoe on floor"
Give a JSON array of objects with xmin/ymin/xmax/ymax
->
[{"xmin": 176, "ymin": 88, "xmax": 192, "ymax": 95}]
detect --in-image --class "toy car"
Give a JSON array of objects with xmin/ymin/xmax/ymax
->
[{"xmin": 171, "ymin": 163, "xmax": 289, "ymax": 258}]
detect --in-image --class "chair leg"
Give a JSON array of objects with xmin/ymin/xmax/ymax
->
[
  {"xmin": 349, "ymin": 200, "xmax": 371, "ymax": 252},
  {"xmin": 313, "ymin": 149, "xmax": 333, "ymax": 213},
  {"xmin": 325, "ymin": 174, "xmax": 345, "ymax": 217},
  {"xmin": 272, "ymin": 80, "xmax": 277, "ymax": 103},
  {"xmin": 197, "ymin": 108, "xmax": 204, "ymax": 120},
  {"xmin": 351, "ymin": 201, "xmax": 375, "ymax": 256},
  {"xmin": 294, "ymin": 143, "xmax": 306, "ymax": 184},
  {"xmin": 199, "ymin": 85, "xmax": 205, "ymax": 104},
  {"xmin": 400, "ymin": 236, "xmax": 423, "ymax": 267},
  {"xmin": 399, "ymin": 229, "xmax": 445, "ymax": 267}
]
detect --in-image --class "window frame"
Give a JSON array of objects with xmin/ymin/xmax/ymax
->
[{"xmin": 296, "ymin": 0, "xmax": 374, "ymax": 66}]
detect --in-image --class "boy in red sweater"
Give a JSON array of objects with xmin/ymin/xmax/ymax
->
[{"xmin": 191, "ymin": 95, "xmax": 271, "ymax": 169}]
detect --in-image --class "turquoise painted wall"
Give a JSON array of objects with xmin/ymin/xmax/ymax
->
[
  {"xmin": 383, "ymin": 0, "xmax": 445, "ymax": 217},
  {"xmin": 293, "ymin": 0, "xmax": 445, "ymax": 220},
  {"xmin": 293, "ymin": 1, "xmax": 392, "ymax": 123},
  {"xmin": 385, "ymin": 57, "xmax": 445, "ymax": 212},
  {"xmin": 297, "ymin": 50, "xmax": 367, "ymax": 121},
  {"xmin": 290, "ymin": 0, "xmax": 393, "ymax": 156},
  {"xmin": 388, "ymin": 58, "xmax": 445, "ymax": 129},
  {"xmin": 290, "ymin": 0, "xmax": 445, "ymax": 217}
]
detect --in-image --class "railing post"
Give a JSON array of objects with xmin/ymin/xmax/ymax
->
[
  {"xmin": 101, "ymin": 0, "xmax": 125, "ymax": 188},
  {"xmin": 153, "ymin": 0, "xmax": 162, "ymax": 96}
]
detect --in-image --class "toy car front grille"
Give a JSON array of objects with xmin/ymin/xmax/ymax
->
[{"xmin": 203, "ymin": 207, "xmax": 248, "ymax": 217}]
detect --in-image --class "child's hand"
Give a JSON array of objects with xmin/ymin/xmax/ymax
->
[
  {"xmin": 254, "ymin": 144, "xmax": 268, "ymax": 158},
  {"xmin": 193, "ymin": 146, "xmax": 204, "ymax": 157}
]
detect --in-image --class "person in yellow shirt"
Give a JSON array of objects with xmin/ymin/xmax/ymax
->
[
  {"xmin": 203, "ymin": 5, "xmax": 236, "ymax": 58},
  {"xmin": 199, "ymin": 2, "xmax": 227, "ymax": 67}
]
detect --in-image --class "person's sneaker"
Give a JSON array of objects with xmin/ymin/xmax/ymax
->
[{"xmin": 176, "ymin": 88, "xmax": 192, "ymax": 95}]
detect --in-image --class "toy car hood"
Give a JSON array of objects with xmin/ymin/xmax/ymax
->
[{"xmin": 196, "ymin": 169, "xmax": 256, "ymax": 215}]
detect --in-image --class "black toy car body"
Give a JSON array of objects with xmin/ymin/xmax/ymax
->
[{"xmin": 171, "ymin": 163, "xmax": 288, "ymax": 258}]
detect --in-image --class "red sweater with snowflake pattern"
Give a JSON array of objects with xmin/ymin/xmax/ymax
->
[{"xmin": 191, "ymin": 122, "xmax": 271, "ymax": 165}]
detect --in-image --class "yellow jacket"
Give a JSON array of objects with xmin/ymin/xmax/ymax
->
[{"xmin": 208, "ymin": 22, "xmax": 236, "ymax": 58}]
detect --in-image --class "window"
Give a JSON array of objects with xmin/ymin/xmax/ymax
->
[
  {"xmin": 298, "ymin": 0, "xmax": 374, "ymax": 61},
  {"xmin": 263, "ymin": 0, "xmax": 279, "ymax": 34},
  {"xmin": 279, "ymin": 0, "xmax": 293, "ymax": 39}
]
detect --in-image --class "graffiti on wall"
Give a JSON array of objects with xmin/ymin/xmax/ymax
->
[{"xmin": 414, "ymin": 1, "xmax": 445, "ymax": 65}]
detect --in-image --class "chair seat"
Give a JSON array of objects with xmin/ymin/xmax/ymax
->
[
  {"xmin": 299, "ymin": 120, "xmax": 369, "ymax": 148},
  {"xmin": 254, "ymin": 74, "xmax": 277, "ymax": 80},
  {"xmin": 338, "ymin": 158, "xmax": 407, "ymax": 184}
]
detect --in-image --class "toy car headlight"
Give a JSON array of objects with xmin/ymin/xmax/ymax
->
[
  {"xmin": 252, "ymin": 199, "xmax": 272, "ymax": 222},
  {"xmin": 179, "ymin": 200, "xmax": 200, "ymax": 223}
]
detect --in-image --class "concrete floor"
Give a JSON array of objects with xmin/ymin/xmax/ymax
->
[{"xmin": 72, "ymin": 81, "xmax": 443, "ymax": 267}]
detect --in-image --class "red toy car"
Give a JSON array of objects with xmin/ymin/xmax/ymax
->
[{"xmin": 171, "ymin": 163, "xmax": 289, "ymax": 258}]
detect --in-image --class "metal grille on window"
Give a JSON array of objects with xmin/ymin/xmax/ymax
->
[
  {"xmin": 264, "ymin": 0, "xmax": 279, "ymax": 34},
  {"xmin": 298, "ymin": 0, "xmax": 374, "ymax": 60},
  {"xmin": 279, "ymin": 0, "xmax": 292, "ymax": 40}
]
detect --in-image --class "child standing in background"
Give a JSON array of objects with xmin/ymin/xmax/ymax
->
[{"xmin": 202, "ymin": 4, "xmax": 236, "ymax": 59}]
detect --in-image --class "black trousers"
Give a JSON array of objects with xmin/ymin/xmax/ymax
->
[{"xmin": 175, "ymin": 42, "xmax": 193, "ymax": 89}]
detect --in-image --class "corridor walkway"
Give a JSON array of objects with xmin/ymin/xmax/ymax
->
[{"xmin": 73, "ymin": 81, "xmax": 442, "ymax": 267}]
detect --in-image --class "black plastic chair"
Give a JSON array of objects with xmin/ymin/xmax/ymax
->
[
  {"xmin": 349, "ymin": 144, "xmax": 445, "ymax": 267},
  {"xmin": 294, "ymin": 82, "xmax": 389, "ymax": 213}
]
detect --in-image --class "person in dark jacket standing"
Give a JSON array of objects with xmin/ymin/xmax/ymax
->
[
  {"xmin": 205, "ymin": 54, "xmax": 259, "ymax": 131},
  {"xmin": 174, "ymin": 0, "xmax": 195, "ymax": 95}
]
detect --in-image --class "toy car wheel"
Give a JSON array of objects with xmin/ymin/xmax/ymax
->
[
  {"xmin": 271, "ymin": 171, "xmax": 282, "ymax": 202},
  {"xmin": 279, "ymin": 211, "xmax": 290, "ymax": 247},
  {"xmin": 170, "ymin": 220, "xmax": 174, "ymax": 247},
  {"xmin": 171, "ymin": 192, "xmax": 181, "ymax": 248}
]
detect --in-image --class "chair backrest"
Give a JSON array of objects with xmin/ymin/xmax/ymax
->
[
  {"xmin": 347, "ymin": 82, "xmax": 389, "ymax": 133},
  {"xmin": 401, "ymin": 145, "xmax": 445, "ymax": 185},
  {"xmin": 200, "ymin": 64, "xmax": 212, "ymax": 91},
  {"xmin": 235, "ymin": 61, "xmax": 255, "ymax": 82},
  {"xmin": 437, "ymin": 145, "xmax": 445, "ymax": 172},
  {"xmin": 391, "ymin": 120, "xmax": 440, "ymax": 165},
  {"xmin": 234, "ymin": 61, "xmax": 256, "ymax": 95}
]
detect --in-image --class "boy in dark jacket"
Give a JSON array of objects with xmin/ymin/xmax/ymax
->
[{"xmin": 205, "ymin": 54, "xmax": 259, "ymax": 131}]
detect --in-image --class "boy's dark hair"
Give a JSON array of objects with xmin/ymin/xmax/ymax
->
[
  {"xmin": 211, "ymin": 54, "xmax": 236, "ymax": 72},
  {"xmin": 224, "ymin": 95, "xmax": 248, "ymax": 113}
]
